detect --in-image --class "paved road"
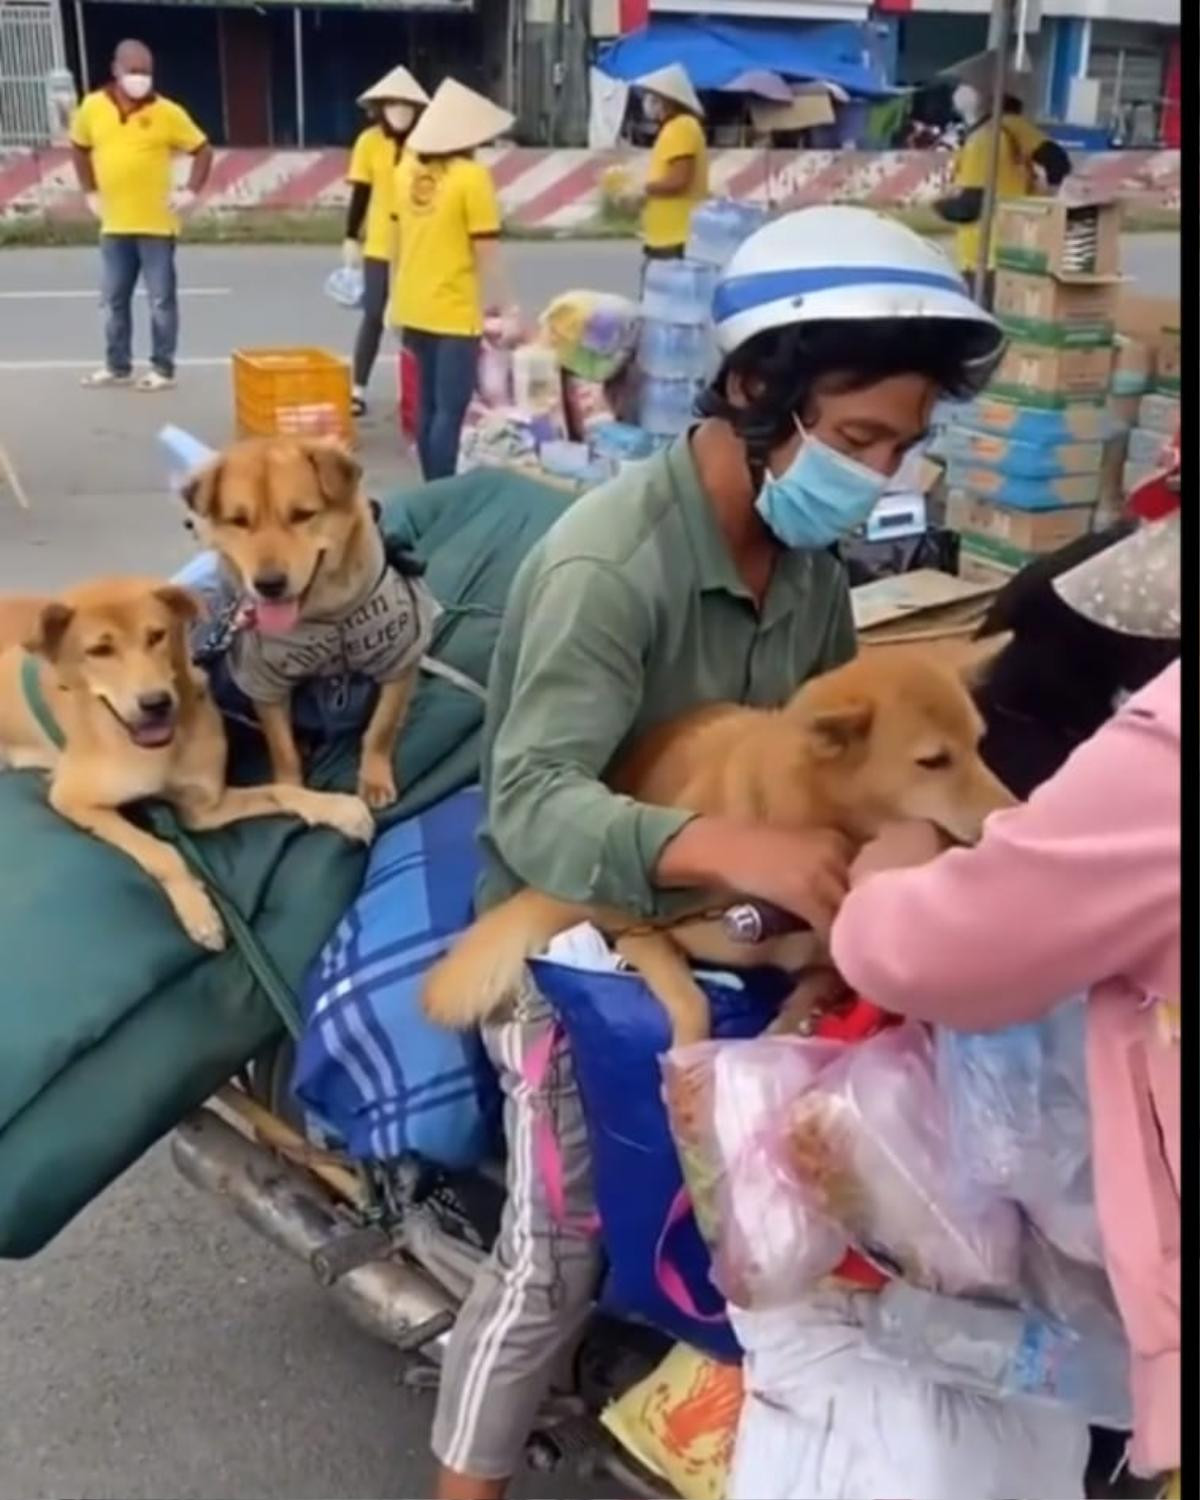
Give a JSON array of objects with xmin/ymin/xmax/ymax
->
[
  {"xmin": 0, "ymin": 234, "xmax": 1181, "ymax": 1500},
  {"xmin": 0, "ymin": 234, "xmax": 1181, "ymax": 589}
]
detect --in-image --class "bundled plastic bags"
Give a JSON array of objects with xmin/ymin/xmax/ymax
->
[
  {"xmin": 788, "ymin": 1023, "xmax": 1023, "ymax": 1294},
  {"xmin": 539, "ymin": 290, "xmax": 640, "ymax": 383},
  {"xmin": 665, "ymin": 1023, "xmax": 1023, "ymax": 1309}
]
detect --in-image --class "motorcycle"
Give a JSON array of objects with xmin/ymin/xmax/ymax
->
[{"xmin": 172, "ymin": 900, "xmax": 811, "ymax": 1494}]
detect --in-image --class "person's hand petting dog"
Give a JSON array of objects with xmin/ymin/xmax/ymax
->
[{"xmin": 849, "ymin": 819, "xmax": 949, "ymax": 888}]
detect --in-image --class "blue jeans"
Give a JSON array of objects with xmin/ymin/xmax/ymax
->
[
  {"xmin": 100, "ymin": 234, "xmax": 179, "ymax": 377},
  {"xmin": 402, "ymin": 328, "xmax": 479, "ymax": 481}
]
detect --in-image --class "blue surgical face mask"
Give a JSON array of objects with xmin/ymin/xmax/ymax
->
[{"xmin": 754, "ymin": 420, "xmax": 891, "ymax": 550}]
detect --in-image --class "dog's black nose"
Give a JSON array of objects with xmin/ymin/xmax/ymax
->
[
  {"xmin": 137, "ymin": 691, "xmax": 173, "ymax": 719},
  {"xmin": 254, "ymin": 571, "xmax": 289, "ymax": 600}
]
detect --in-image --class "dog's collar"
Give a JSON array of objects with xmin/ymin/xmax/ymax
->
[{"xmin": 21, "ymin": 654, "xmax": 65, "ymax": 751}]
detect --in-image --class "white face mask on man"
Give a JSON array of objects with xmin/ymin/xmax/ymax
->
[
  {"xmin": 119, "ymin": 71, "xmax": 154, "ymax": 101},
  {"xmin": 641, "ymin": 93, "xmax": 666, "ymax": 124},
  {"xmin": 383, "ymin": 102, "xmax": 416, "ymax": 133}
]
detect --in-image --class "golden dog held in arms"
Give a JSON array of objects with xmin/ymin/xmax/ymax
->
[
  {"xmin": 0, "ymin": 436, "xmax": 1013, "ymax": 1030},
  {"xmin": 423, "ymin": 635, "xmax": 1015, "ymax": 1045}
]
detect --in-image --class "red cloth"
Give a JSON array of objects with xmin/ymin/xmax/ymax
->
[
  {"xmin": 397, "ymin": 348, "xmax": 420, "ymax": 441},
  {"xmin": 1127, "ymin": 429, "xmax": 1180, "ymax": 522}
]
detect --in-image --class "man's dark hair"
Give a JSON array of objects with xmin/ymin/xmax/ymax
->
[{"xmin": 697, "ymin": 317, "xmax": 1000, "ymax": 474}]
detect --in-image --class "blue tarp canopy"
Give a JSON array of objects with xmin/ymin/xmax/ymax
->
[{"xmin": 597, "ymin": 18, "xmax": 890, "ymax": 99}]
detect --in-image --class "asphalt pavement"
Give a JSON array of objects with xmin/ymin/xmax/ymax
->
[{"xmin": 0, "ymin": 233, "xmax": 1182, "ymax": 1500}]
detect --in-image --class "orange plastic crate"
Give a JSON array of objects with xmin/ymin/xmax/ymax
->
[{"xmin": 233, "ymin": 347, "xmax": 355, "ymax": 443}]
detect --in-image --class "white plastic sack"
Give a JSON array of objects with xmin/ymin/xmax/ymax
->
[{"xmin": 727, "ymin": 1295, "xmax": 1090, "ymax": 1500}]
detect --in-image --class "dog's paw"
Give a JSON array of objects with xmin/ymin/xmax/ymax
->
[
  {"xmin": 169, "ymin": 878, "xmax": 226, "ymax": 952},
  {"xmin": 312, "ymin": 791, "xmax": 376, "ymax": 844},
  {"xmin": 357, "ymin": 755, "xmax": 398, "ymax": 811}
]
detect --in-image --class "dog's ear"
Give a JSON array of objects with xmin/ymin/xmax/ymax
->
[
  {"xmin": 303, "ymin": 440, "xmax": 362, "ymax": 508},
  {"xmin": 180, "ymin": 459, "xmax": 224, "ymax": 520},
  {"xmin": 805, "ymin": 700, "xmax": 874, "ymax": 758},
  {"xmin": 26, "ymin": 602, "xmax": 75, "ymax": 660},
  {"xmin": 952, "ymin": 631, "xmax": 1014, "ymax": 687},
  {"xmin": 154, "ymin": 585, "xmax": 203, "ymax": 624},
  {"xmin": 0, "ymin": 596, "xmax": 52, "ymax": 651}
]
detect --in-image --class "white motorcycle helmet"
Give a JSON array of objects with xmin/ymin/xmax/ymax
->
[
  {"xmin": 701, "ymin": 205, "xmax": 1005, "ymax": 472},
  {"xmin": 712, "ymin": 205, "xmax": 1003, "ymax": 377}
]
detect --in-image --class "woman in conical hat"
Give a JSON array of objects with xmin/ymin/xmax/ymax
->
[
  {"xmin": 344, "ymin": 64, "xmax": 429, "ymax": 417},
  {"xmin": 632, "ymin": 63, "xmax": 708, "ymax": 264},
  {"xmin": 387, "ymin": 78, "xmax": 516, "ymax": 481}
]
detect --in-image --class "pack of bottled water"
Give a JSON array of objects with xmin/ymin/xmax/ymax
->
[{"xmin": 686, "ymin": 197, "xmax": 768, "ymax": 270}]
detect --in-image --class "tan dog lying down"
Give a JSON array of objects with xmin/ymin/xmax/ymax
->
[
  {"xmin": 181, "ymin": 436, "xmax": 439, "ymax": 810},
  {"xmin": 0, "ymin": 577, "xmax": 373, "ymax": 950},
  {"xmin": 423, "ymin": 640, "xmax": 1014, "ymax": 1045}
]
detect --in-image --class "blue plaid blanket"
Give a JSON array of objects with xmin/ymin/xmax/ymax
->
[{"xmin": 293, "ymin": 786, "xmax": 500, "ymax": 1167}]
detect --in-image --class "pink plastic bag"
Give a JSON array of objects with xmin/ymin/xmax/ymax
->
[{"xmin": 664, "ymin": 1036, "xmax": 847, "ymax": 1309}]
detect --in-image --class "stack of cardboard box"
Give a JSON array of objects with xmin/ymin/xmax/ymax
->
[
  {"xmin": 943, "ymin": 198, "xmax": 1124, "ymax": 583},
  {"xmin": 1112, "ymin": 299, "xmax": 1181, "ymax": 498}
]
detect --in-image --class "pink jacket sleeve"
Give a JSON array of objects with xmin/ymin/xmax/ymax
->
[{"xmin": 830, "ymin": 664, "xmax": 1180, "ymax": 1030}]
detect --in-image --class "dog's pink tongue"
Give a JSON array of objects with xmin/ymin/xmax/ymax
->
[{"xmin": 255, "ymin": 599, "xmax": 300, "ymax": 635}]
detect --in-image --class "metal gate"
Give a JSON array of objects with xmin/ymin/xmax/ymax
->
[{"xmin": 0, "ymin": 0, "xmax": 67, "ymax": 146}]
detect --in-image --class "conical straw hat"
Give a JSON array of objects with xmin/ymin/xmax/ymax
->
[
  {"xmin": 634, "ymin": 63, "xmax": 704, "ymax": 118},
  {"xmin": 406, "ymin": 78, "xmax": 515, "ymax": 155},
  {"xmin": 358, "ymin": 65, "xmax": 430, "ymax": 107}
]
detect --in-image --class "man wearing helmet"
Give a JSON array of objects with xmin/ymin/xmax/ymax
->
[{"xmin": 431, "ymin": 207, "xmax": 1005, "ymax": 1500}]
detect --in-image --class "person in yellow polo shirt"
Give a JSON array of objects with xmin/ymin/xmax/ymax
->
[
  {"xmin": 389, "ymin": 78, "xmax": 515, "ymax": 480},
  {"xmin": 343, "ymin": 64, "xmax": 429, "ymax": 417},
  {"xmin": 935, "ymin": 85, "xmax": 1071, "ymax": 304},
  {"xmin": 69, "ymin": 39, "xmax": 211, "ymax": 391},
  {"xmin": 634, "ymin": 63, "xmax": 708, "ymax": 263}
]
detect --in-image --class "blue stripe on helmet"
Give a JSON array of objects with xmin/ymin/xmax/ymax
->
[{"xmin": 713, "ymin": 264, "xmax": 973, "ymax": 323}]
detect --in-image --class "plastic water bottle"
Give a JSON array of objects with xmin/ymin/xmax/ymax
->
[
  {"xmin": 158, "ymin": 425, "xmax": 216, "ymax": 494},
  {"xmin": 638, "ymin": 375, "xmax": 703, "ymax": 437},
  {"xmin": 862, "ymin": 1281, "xmax": 1130, "ymax": 1421},
  {"xmin": 686, "ymin": 198, "xmax": 768, "ymax": 268},
  {"xmin": 637, "ymin": 319, "xmax": 711, "ymax": 380},
  {"xmin": 641, "ymin": 258, "xmax": 715, "ymax": 326}
]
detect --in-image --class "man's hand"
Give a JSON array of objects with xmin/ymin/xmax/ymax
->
[
  {"xmin": 342, "ymin": 236, "xmax": 363, "ymax": 270},
  {"xmin": 170, "ymin": 187, "xmax": 197, "ymax": 216},
  {"xmin": 849, "ymin": 819, "xmax": 947, "ymax": 889},
  {"xmin": 659, "ymin": 817, "xmax": 853, "ymax": 937},
  {"xmin": 84, "ymin": 191, "xmax": 102, "ymax": 220},
  {"xmin": 723, "ymin": 825, "xmax": 853, "ymax": 937}
]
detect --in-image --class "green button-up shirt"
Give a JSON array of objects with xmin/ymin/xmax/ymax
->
[{"xmin": 477, "ymin": 435, "xmax": 856, "ymax": 917}]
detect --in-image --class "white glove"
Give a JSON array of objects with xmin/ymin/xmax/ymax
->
[
  {"xmin": 84, "ymin": 191, "xmax": 102, "ymax": 220},
  {"xmin": 342, "ymin": 237, "xmax": 363, "ymax": 269},
  {"xmin": 170, "ymin": 187, "xmax": 197, "ymax": 216}
]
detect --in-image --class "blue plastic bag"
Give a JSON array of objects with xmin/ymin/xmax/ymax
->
[
  {"xmin": 325, "ymin": 265, "xmax": 364, "ymax": 310},
  {"xmin": 936, "ymin": 998, "xmax": 1102, "ymax": 1264},
  {"xmin": 530, "ymin": 957, "xmax": 784, "ymax": 1361}
]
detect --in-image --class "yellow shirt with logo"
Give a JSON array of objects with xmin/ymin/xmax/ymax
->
[
  {"xmin": 641, "ymin": 112, "xmax": 709, "ymax": 252},
  {"xmin": 347, "ymin": 124, "xmax": 401, "ymax": 263},
  {"xmin": 69, "ymin": 89, "xmax": 207, "ymax": 237},
  {"xmin": 952, "ymin": 113, "xmax": 1041, "ymax": 272},
  {"xmin": 389, "ymin": 155, "xmax": 501, "ymax": 338}
]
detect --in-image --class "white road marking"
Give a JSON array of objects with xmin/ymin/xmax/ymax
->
[
  {"xmin": 0, "ymin": 287, "xmax": 231, "ymax": 300},
  {"xmin": 0, "ymin": 356, "xmax": 229, "ymax": 370}
]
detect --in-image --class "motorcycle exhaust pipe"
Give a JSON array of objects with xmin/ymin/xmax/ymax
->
[{"xmin": 172, "ymin": 1108, "xmax": 455, "ymax": 1358}]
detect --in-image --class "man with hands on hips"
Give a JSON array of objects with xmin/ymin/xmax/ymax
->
[{"xmin": 70, "ymin": 38, "xmax": 212, "ymax": 392}]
